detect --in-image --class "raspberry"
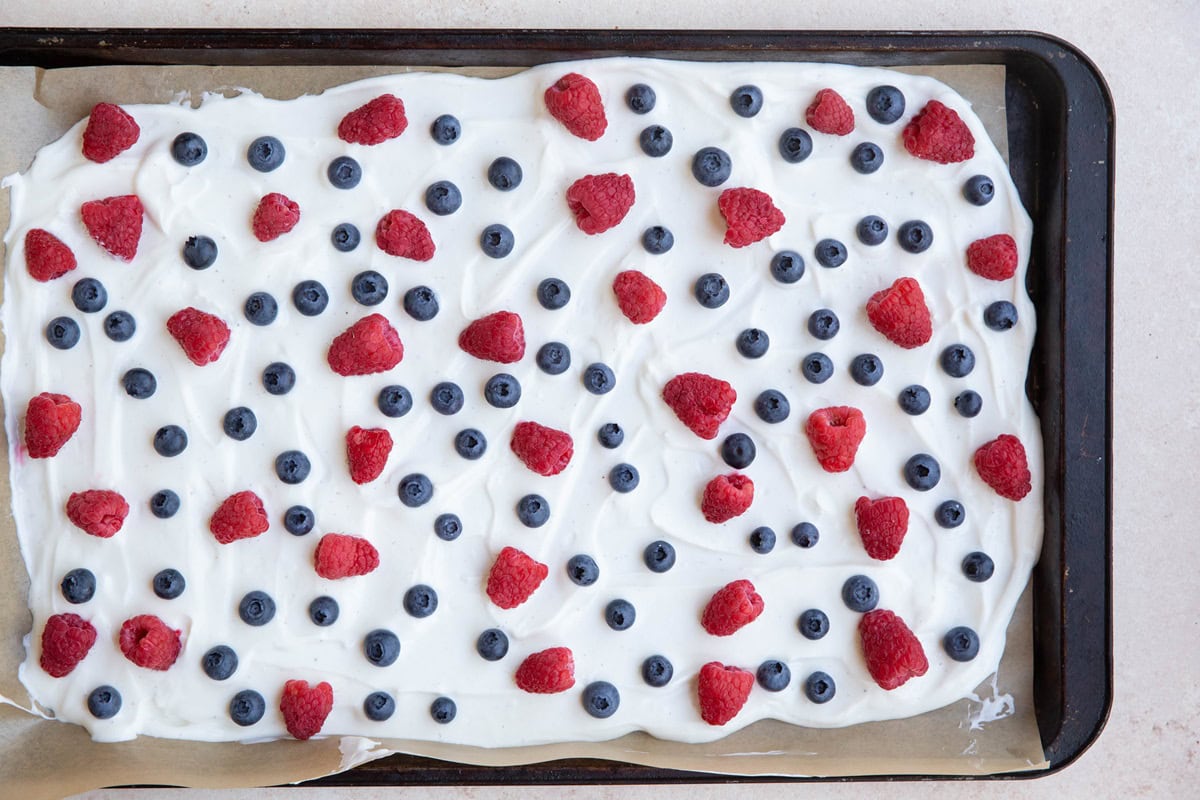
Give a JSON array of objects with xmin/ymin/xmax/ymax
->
[
  {"xmin": 855, "ymin": 495, "xmax": 910, "ymax": 560},
  {"xmin": 486, "ymin": 546, "xmax": 548, "ymax": 609},
  {"xmin": 566, "ymin": 173, "xmax": 635, "ymax": 235},
  {"xmin": 24, "ymin": 392, "xmax": 81, "ymax": 458},
  {"xmin": 865, "ymin": 277, "xmax": 933, "ymax": 349},
  {"xmin": 81, "ymin": 103, "xmax": 140, "ymax": 163},
  {"xmin": 701, "ymin": 579, "xmax": 764, "ymax": 636},
  {"xmin": 118, "ymin": 614, "xmax": 182, "ymax": 671},
  {"xmin": 966, "ymin": 234, "xmax": 1019, "ymax": 281},
  {"xmin": 612, "ymin": 270, "xmax": 666, "ymax": 324},
  {"xmin": 697, "ymin": 662, "xmax": 754, "ymax": 726},
  {"xmin": 805, "ymin": 406, "xmax": 867, "ymax": 473},
  {"xmin": 346, "ymin": 426, "xmax": 393, "ymax": 484},
  {"xmin": 859, "ymin": 609, "xmax": 929, "ymax": 690},
  {"xmin": 280, "ymin": 679, "xmax": 334, "ymax": 740},
  {"xmin": 514, "ymin": 646, "xmax": 575, "ymax": 693},
  {"xmin": 701, "ymin": 473, "xmax": 755, "ymax": 523},
  {"xmin": 166, "ymin": 307, "xmax": 231, "ymax": 366},
  {"xmin": 337, "ymin": 94, "xmax": 408, "ymax": 145},
  {"xmin": 65, "ymin": 490, "xmax": 129, "ymax": 538},
  {"xmin": 458, "ymin": 311, "xmax": 525, "ymax": 364},
  {"xmin": 81, "ymin": 195, "xmax": 143, "ymax": 261},
  {"xmin": 314, "ymin": 533, "xmax": 381, "ymax": 579},
  {"xmin": 806, "ymin": 88, "xmax": 855, "ymax": 135},
  {"xmin": 903, "ymin": 100, "xmax": 975, "ymax": 164},
  {"xmin": 718, "ymin": 187, "xmax": 786, "ymax": 247},
  {"xmin": 327, "ymin": 314, "xmax": 405, "ymax": 376},
  {"xmin": 24, "ymin": 229, "xmax": 76, "ymax": 282},
  {"xmin": 209, "ymin": 491, "xmax": 270, "ymax": 544},
  {"xmin": 974, "ymin": 434, "xmax": 1032, "ymax": 501},
  {"xmin": 252, "ymin": 192, "xmax": 300, "ymax": 242},
  {"xmin": 510, "ymin": 421, "xmax": 574, "ymax": 476},
  {"xmin": 544, "ymin": 73, "xmax": 607, "ymax": 141},
  {"xmin": 662, "ymin": 372, "xmax": 737, "ymax": 440},
  {"xmin": 39, "ymin": 613, "xmax": 97, "ymax": 678},
  {"xmin": 375, "ymin": 209, "xmax": 435, "ymax": 261}
]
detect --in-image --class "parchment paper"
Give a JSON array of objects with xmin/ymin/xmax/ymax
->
[{"xmin": 0, "ymin": 62, "xmax": 1045, "ymax": 798}]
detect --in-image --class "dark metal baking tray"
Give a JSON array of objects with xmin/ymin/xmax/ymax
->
[{"xmin": 0, "ymin": 27, "xmax": 1114, "ymax": 784}]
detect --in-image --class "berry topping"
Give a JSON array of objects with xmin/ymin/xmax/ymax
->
[
  {"xmin": 566, "ymin": 173, "xmax": 635, "ymax": 235},
  {"xmin": 644, "ymin": 540, "xmax": 676, "ymax": 573},
  {"xmin": 642, "ymin": 225, "xmax": 674, "ymax": 254},
  {"xmin": 753, "ymin": 389, "xmax": 790, "ymax": 424},
  {"xmin": 955, "ymin": 389, "xmax": 983, "ymax": 417},
  {"xmin": 292, "ymin": 279, "xmax": 327, "ymax": 315},
  {"xmin": 275, "ymin": 450, "xmax": 311, "ymax": 484},
  {"xmin": 944, "ymin": 626, "xmax": 981, "ymax": 661},
  {"xmin": 642, "ymin": 655, "xmax": 674, "ymax": 687},
  {"xmin": 280, "ymin": 680, "xmax": 334, "ymax": 740},
  {"xmin": 814, "ymin": 238, "xmax": 847, "ymax": 268},
  {"xmin": 455, "ymin": 428, "xmax": 487, "ymax": 460},
  {"xmin": 66, "ymin": 490, "xmax": 129, "ymax": 538},
  {"xmin": 430, "ymin": 114, "xmax": 461, "ymax": 145},
  {"xmin": 963, "ymin": 174, "xmax": 995, "ymax": 205},
  {"xmin": 476, "ymin": 629, "xmax": 509, "ymax": 661},
  {"xmin": 327, "ymin": 155, "xmax": 362, "ymax": 189},
  {"xmin": 691, "ymin": 146, "xmax": 732, "ymax": 186},
  {"xmin": 239, "ymin": 591, "xmax": 276, "ymax": 625},
  {"xmin": 609, "ymin": 463, "xmax": 640, "ymax": 493},
  {"xmin": 328, "ymin": 314, "xmax": 405, "ymax": 376},
  {"xmin": 966, "ymin": 233, "xmax": 1019, "ymax": 281},
  {"xmin": 806, "ymin": 88, "xmax": 854, "ymax": 135},
  {"xmin": 45, "ymin": 317, "xmax": 80, "ymax": 350},
  {"xmin": 40, "ymin": 613, "xmax": 97, "ymax": 677},
  {"xmin": 701, "ymin": 474, "xmax": 755, "ymax": 524},
  {"xmin": 246, "ymin": 136, "xmax": 284, "ymax": 171},
  {"xmin": 697, "ymin": 662, "xmax": 754, "ymax": 725},
  {"xmin": 72, "ymin": 277, "xmax": 106, "ymax": 312},
  {"xmin": 480, "ymin": 223, "xmax": 515, "ymax": 258},
  {"xmin": 488, "ymin": 156, "xmax": 523, "ymax": 191},
  {"xmin": 88, "ymin": 686, "xmax": 122, "ymax": 719},
  {"xmin": 425, "ymin": 180, "xmax": 462, "ymax": 216},
  {"xmin": 866, "ymin": 85, "xmax": 906, "ymax": 124},
  {"xmin": 791, "ymin": 522, "xmax": 820, "ymax": 549},
  {"xmin": 613, "ymin": 269, "xmax": 667, "ymax": 324},
  {"xmin": 597, "ymin": 422, "xmax": 623, "ymax": 449},
  {"xmin": 309, "ymin": 596, "xmax": 339, "ymax": 625},
  {"xmin": 730, "ymin": 85, "xmax": 764, "ymax": 117},
  {"xmin": 639, "ymin": 124, "xmax": 673, "ymax": 156},
  {"xmin": 778, "ymin": 127, "xmax": 813, "ymax": 163},
  {"xmin": 865, "ymin": 277, "xmax": 932, "ymax": 349},
  {"xmin": 365, "ymin": 692, "xmax": 395, "ymax": 721},
  {"xmin": 940, "ymin": 344, "xmax": 976, "ymax": 377},
  {"xmin": 626, "ymin": 83, "xmax": 656, "ymax": 113},
  {"xmin": 331, "ymin": 222, "xmax": 361, "ymax": 251},
  {"xmin": 263, "ymin": 362, "xmax": 296, "ymax": 395},
  {"xmin": 583, "ymin": 362, "xmax": 616, "ymax": 395},
  {"xmin": 209, "ymin": 491, "xmax": 269, "ymax": 544},
  {"xmin": 850, "ymin": 142, "xmax": 884, "ymax": 174},
  {"xmin": 756, "ymin": 659, "xmax": 791, "ymax": 691},
  {"xmin": 898, "ymin": 384, "xmax": 931, "ymax": 415},
  {"xmin": 434, "ymin": 513, "xmax": 462, "ymax": 541},
  {"xmin": 430, "ymin": 381, "xmax": 464, "ymax": 415},
  {"xmin": 721, "ymin": 432, "xmax": 756, "ymax": 469},
  {"xmin": 153, "ymin": 424, "xmax": 188, "ymax": 457},
  {"xmin": 153, "ymin": 567, "xmax": 187, "ymax": 599},
  {"xmin": 963, "ymin": 551, "xmax": 995, "ymax": 582},
  {"xmin": 516, "ymin": 494, "xmax": 549, "ymax": 527},
  {"xmin": 605, "ymin": 598, "xmax": 636, "ymax": 630},
  {"xmin": 374, "ymin": 385, "xmax": 411, "ymax": 418},
  {"xmin": 903, "ymin": 100, "xmax": 975, "ymax": 163},
  {"xmin": 974, "ymin": 434, "xmax": 1032, "ymax": 501},
  {"xmin": 24, "ymin": 392, "xmax": 81, "ymax": 458},
  {"xmin": 798, "ymin": 608, "xmax": 830, "ymax": 640},
  {"xmin": 485, "ymin": 374, "xmax": 521, "ymax": 408},
  {"xmin": 118, "ymin": 614, "xmax": 182, "ymax": 671},
  {"xmin": 662, "ymin": 372, "xmax": 737, "ymax": 440},
  {"xmin": 486, "ymin": 546, "xmax": 549, "ymax": 609},
  {"xmin": 339, "ymin": 94, "xmax": 408, "ymax": 144},
  {"xmin": 171, "ymin": 132, "xmax": 207, "ymax": 166},
  {"xmin": 904, "ymin": 453, "xmax": 941, "ymax": 491},
  {"xmin": 376, "ymin": 209, "xmax": 435, "ymax": 261},
  {"xmin": 81, "ymin": 195, "xmax": 144, "ymax": 260},
  {"xmin": 431, "ymin": 696, "xmax": 457, "ymax": 723},
  {"xmin": 61, "ymin": 568, "xmax": 96, "ymax": 604},
  {"xmin": 582, "ymin": 681, "xmax": 620, "ymax": 718},
  {"xmin": 283, "ymin": 505, "xmax": 315, "ymax": 536},
  {"xmin": 849, "ymin": 353, "xmax": 885, "ymax": 386},
  {"xmin": 770, "ymin": 250, "xmax": 805, "ymax": 283},
  {"xmin": 808, "ymin": 308, "xmax": 840, "ymax": 340},
  {"xmin": 694, "ymin": 272, "xmax": 730, "ymax": 308},
  {"xmin": 897, "ymin": 220, "xmax": 933, "ymax": 253},
  {"xmin": 842, "ymin": 574, "xmax": 880, "ymax": 612},
  {"xmin": 536, "ymin": 342, "xmax": 571, "ymax": 375},
  {"xmin": 166, "ymin": 307, "xmax": 231, "ymax": 366},
  {"xmin": 859, "ymin": 609, "xmax": 929, "ymax": 690},
  {"xmin": 82, "ymin": 103, "xmax": 139, "ymax": 163},
  {"xmin": 24, "ymin": 229, "xmax": 76, "ymax": 282},
  {"xmin": 857, "ymin": 215, "xmax": 889, "ymax": 246},
  {"xmin": 351, "ymin": 270, "xmax": 388, "ymax": 306},
  {"xmin": 855, "ymin": 496, "xmax": 910, "ymax": 560},
  {"xmin": 984, "ymin": 300, "xmax": 1019, "ymax": 331},
  {"xmin": 719, "ymin": 187, "xmax": 786, "ymax": 247},
  {"xmin": 805, "ymin": 671, "xmax": 837, "ymax": 704},
  {"xmin": 104, "ymin": 310, "xmax": 136, "ymax": 342},
  {"xmin": 537, "ymin": 277, "xmax": 571, "ymax": 310},
  {"xmin": 749, "ymin": 526, "xmax": 775, "ymax": 554},
  {"xmin": 244, "ymin": 292, "xmax": 278, "ymax": 325},
  {"xmin": 346, "ymin": 426, "xmax": 393, "ymax": 484},
  {"xmin": 510, "ymin": 421, "xmax": 574, "ymax": 476},
  {"xmin": 801, "ymin": 352, "xmax": 834, "ymax": 384},
  {"xmin": 230, "ymin": 690, "xmax": 266, "ymax": 726},
  {"xmin": 515, "ymin": 647, "xmax": 576, "ymax": 693},
  {"xmin": 566, "ymin": 554, "xmax": 600, "ymax": 586},
  {"xmin": 544, "ymin": 73, "xmax": 607, "ymax": 141},
  {"xmin": 398, "ymin": 473, "xmax": 434, "ymax": 507},
  {"xmin": 936, "ymin": 500, "xmax": 966, "ymax": 529},
  {"xmin": 202, "ymin": 645, "xmax": 238, "ymax": 680},
  {"xmin": 363, "ymin": 629, "xmax": 401, "ymax": 666},
  {"xmin": 251, "ymin": 192, "xmax": 299, "ymax": 242},
  {"xmin": 222, "ymin": 406, "xmax": 257, "ymax": 441},
  {"xmin": 456, "ymin": 311, "xmax": 525, "ymax": 364}
]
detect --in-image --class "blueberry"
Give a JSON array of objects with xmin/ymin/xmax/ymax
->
[
  {"xmin": 476, "ymin": 629, "xmax": 509, "ymax": 661},
  {"xmin": 365, "ymin": 691, "xmax": 396, "ymax": 721},
  {"xmin": 936, "ymin": 500, "xmax": 966, "ymax": 529},
  {"xmin": 430, "ymin": 696, "xmax": 457, "ymax": 724},
  {"xmin": 292, "ymin": 280, "xmax": 328, "ymax": 316},
  {"xmin": 639, "ymin": 125, "xmax": 673, "ymax": 157},
  {"xmin": 643, "ymin": 540, "xmax": 676, "ymax": 573},
  {"xmin": 434, "ymin": 513, "xmax": 462, "ymax": 541},
  {"xmin": 275, "ymin": 450, "xmax": 311, "ymax": 484},
  {"xmin": 122, "ymin": 368, "xmax": 157, "ymax": 399},
  {"xmin": 149, "ymin": 490, "xmax": 180, "ymax": 519},
  {"xmin": 963, "ymin": 552, "xmax": 995, "ymax": 582},
  {"xmin": 856, "ymin": 215, "xmax": 889, "ymax": 246},
  {"xmin": 431, "ymin": 382, "xmax": 464, "ymax": 415},
  {"xmin": 430, "ymin": 114, "xmax": 461, "ymax": 145},
  {"xmin": 582, "ymin": 681, "xmax": 620, "ymax": 718},
  {"xmin": 721, "ymin": 433, "xmax": 756, "ymax": 469},
  {"xmin": 262, "ymin": 362, "xmax": 296, "ymax": 395},
  {"xmin": 247, "ymin": 135, "xmax": 284, "ymax": 171},
  {"xmin": 626, "ymin": 83, "xmax": 656, "ymax": 113},
  {"xmin": 984, "ymin": 300, "xmax": 1018, "ymax": 331},
  {"xmin": 955, "ymin": 390, "xmax": 983, "ymax": 417},
  {"xmin": 244, "ymin": 291, "xmax": 278, "ymax": 325},
  {"xmin": 598, "ymin": 423, "xmax": 624, "ymax": 449},
  {"xmin": 536, "ymin": 342, "xmax": 571, "ymax": 375},
  {"xmin": 484, "ymin": 374, "xmax": 521, "ymax": 408},
  {"xmin": 582, "ymin": 362, "xmax": 616, "ymax": 395},
  {"xmin": 238, "ymin": 590, "xmax": 275, "ymax": 626},
  {"xmin": 941, "ymin": 344, "xmax": 976, "ymax": 377},
  {"xmin": 797, "ymin": 609, "xmax": 830, "ymax": 640},
  {"xmin": 567, "ymin": 554, "xmax": 599, "ymax": 586},
  {"xmin": 691, "ymin": 146, "xmax": 732, "ymax": 186},
  {"xmin": 694, "ymin": 272, "xmax": 729, "ymax": 308},
  {"xmin": 363, "ymin": 629, "xmax": 401, "ymax": 666},
  {"xmin": 153, "ymin": 568, "xmax": 186, "ymax": 599},
  {"xmin": 331, "ymin": 222, "xmax": 361, "ymax": 252},
  {"xmin": 866, "ymin": 85, "xmax": 905, "ymax": 124},
  {"xmin": 60, "ymin": 568, "xmax": 96, "ymax": 604},
  {"xmin": 808, "ymin": 308, "xmax": 840, "ymax": 340},
  {"xmin": 756, "ymin": 660, "xmax": 791, "ymax": 692},
  {"xmin": 791, "ymin": 522, "xmax": 819, "ymax": 548},
  {"xmin": 642, "ymin": 226, "xmax": 674, "ymax": 254},
  {"xmin": 754, "ymin": 389, "xmax": 790, "ymax": 423},
  {"xmin": 748, "ymin": 526, "xmax": 776, "ymax": 554},
  {"xmin": 805, "ymin": 671, "xmax": 836, "ymax": 704},
  {"xmin": 454, "ymin": 428, "xmax": 487, "ymax": 460},
  {"xmin": 45, "ymin": 317, "xmax": 80, "ymax": 350},
  {"xmin": 201, "ymin": 645, "xmax": 238, "ymax": 680},
  {"xmin": 770, "ymin": 250, "xmax": 805, "ymax": 284},
  {"xmin": 222, "ymin": 406, "xmax": 257, "ymax": 441},
  {"xmin": 399, "ymin": 473, "xmax": 434, "ymax": 508},
  {"xmin": 609, "ymin": 463, "xmax": 639, "ymax": 493},
  {"xmin": 850, "ymin": 142, "xmax": 884, "ymax": 174},
  {"xmin": 904, "ymin": 453, "xmax": 941, "ymax": 491},
  {"xmin": 485, "ymin": 156, "xmax": 522, "ymax": 191},
  {"xmin": 537, "ymin": 278, "xmax": 571, "ymax": 310},
  {"xmin": 736, "ymin": 328, "xmax": 769, "ymax": 359},
  {"xmin": 104, "ymin": 310, "xmax": 136, "ymax": 342},
  {"xmin": 182, "ymin": 235, "xmax": 218, "ymax": 269},
  {"xmin": 403, "ymin": 584, "xmax": 439, "ymax": 618},
  {"xmin": 71, "ymin": 278, "xmax": 107, "ymax": 313},
  {"xmin": 605, "ymin": 599, "xmax": 636, "ymax": 631},
  {"xmin": 425, "ymin": 180, "xmax": 462, "ymax": 216},
  {"xmin": 802, "ymin": 352, "xmax": 834, "ymax": 384},
  {"xmin": 815, "ymin": 239, "xmax": 847, "ymax": 268},
  {"xmin": 480, "ymin": 224, "xmax": 514, "ymax": 258},
  {"xmin": 943, "ymin": 626, "xmax": 981, "ymax": 661},
  {"xmin": 730, "ymin": 84, "xmax": 763, "ymax": 117},
  {"xmin": 171, "ymin": 132, "xmax": 207, "ymax": 166},
  {"xmin": 642, "ymin": 655, "xmax": 674, "ymax": 687},
  {"xmin": 88, "ymin": 686, "xmax": 122, "ymax": 719},
  {"xmin": 351, "ymin": 270, "xmax": 389, "ymax": 306},
  {"xmin": 778, "ymin": 127, "xmax": 813, "ymax": 163},
  {"xmin": 378, "ymin": 385, "xmax": 413, "ymax": 417},
  {"xmin": 842, "ymin": 574, "xmax": 879, "ymax": 612},
  {"xmin": 898, "ymin": 220, "xmax": 933, "ymax": 254},
  {"xmin": 284, "ymin": 505, "xmax": 315, "ymax": 536},
  {"xmin": 963, "ymin": 174, "xmax": 995, "ymax": 206},
  {"xmin": 898, "ymin": 384, "xmax": 931, "ymax": 415},
  {"xmin": 229, "ymin": 690, "xmax": 265, "ymax": 726},
  {"xmin": 516, "ymin": 494, "xmax": 549, "ymax": 527},
  {"xmin": 327, "ymin": 155, "xmax": 361, "ymax": 189},
  {"xmin": 153, "ymin": 425, "xmax": 188, "ymax": 457},
  {"xmin": 849, "ymin": 353, "xmax": 884, "ymax": 386},
  {"xmin": 309, "ymin": 595, "xmax": 339, "ymax": 626}
]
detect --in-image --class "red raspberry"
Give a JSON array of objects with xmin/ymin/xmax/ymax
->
[
  {"xmin": 804, "ymin": 406, "xmax": 867, "ymax": 473},
  {"xmin": 24, "ymin": 392, "xmax": 81, "ymax": 458},
  {"xmin": 65, "ymin": 489, "xmax": 129, "ymax": 538},
  {"xmin": 701, "ymin": 473, "xmax": 755, "ymax": 524},
  {"xmin": 337, "ymin": 94, "xmax": 408, "ymax": 145},
  {"xmin": 697, "ymin": 662, "xmax": 754, "ymax": 726},
  {"xmin": 566, "ymin": 173, "xmax": 635, "ymax": 235},
  {"xmin": 82, "ymin": 102, "xmax": 140, "ymax": 163},
  {"xmin": 458, "ymin": 311, "xmax": 525, "ymax": 364},
  {"xmin": 327, "ymin": 314, "xmax": 405, "ymax": 376},
  {"xmin": 701, "ymin": 579, "xmax": 764, "ymax": 636},
  {"xmin": 859, "ymin": 609, "xmax": 929, "ymax": 690},
  {"xmin": 865, "ymin": 277, "xmax": 933, "ymax": 349},
  {"xmin": 612, "ymin": 270, "xmax": 666, "ymax": 324},
  {"xmin": 806, "ymin": 88, "xmax": 855, "ymax": 135},
  {"xmin": 166, "ymin": 307, "xmax": 231, "ymax": 366},
  {"xmin": 314, "ymin": 533, "xmax": 380, "ymax": 579},
  {"xmin": 209, "ymin": 491, "xmax": 270, "ymax": 544},
  {"xmin": 81, "ymin": 195, "xmax": 143, "ymax": 261},
  {"xmin": 966, "ymin": 234, "xmax": 1019, "ymax": 281},
  {"xmin": 24, "ymin": 229, "xmax": 77, "ymax": 282},
  {"xmin": 346, "ymin": 426, "xmax": 393, "ymax": 484},
  {"xmin": 252, "ymin": 192, "xmax": 300, "ymax": 242},
  {"xmin": 39, "ymin": 613, "xmax": 97, "ymax": 678},
  {"xmin": 718, "ymin": 188, "xmax": 786, "ymax": 247},
  {"xmin": 662, "ymin": 372, "xmax": 737, "ymax": 440},
  {"xmin": 118, "ymin": 614, "xmax": 182, "ymax": 671},
  {"xmin": 855, "ymin": 496, "xmax": 910, "ymax": 561},
  {"xmin": 974, "ymin": 434, "xmax": 1032, "ymax": 501},
  {"xmin": 515, "ymin": 647, "xmax": 575, "ymax": 694},
  {"xmin": 375, "ymin": 209, "xmax": 435, "ymax": 261},
  {"xmin": 510, "ymin": 421, "xmax": 573, "ymax": 477},
  {"xmin": 903, "ymin": 100, "xmax": 975, "ymax": 164},
  {"xmin": 486, "ymin": 546, "xmax": 548, "ymax": 609},
  {"xmin": 544, "ymin": 73, "xmax": 607, "ymax": 141},
  {"xmin": 280, "ymin": 679, "xmax": 334, "ymax": 740}
]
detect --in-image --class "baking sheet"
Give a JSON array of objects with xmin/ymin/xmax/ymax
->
[{"xmin": 0, "ymin": 61, "xmax": 1045, "ymax": 797}]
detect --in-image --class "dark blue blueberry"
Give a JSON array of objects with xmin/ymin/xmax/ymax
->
[
  {"xmin": 284, "ymin": 505, "xmax": 315, "ymax": 536},
  {"xmin": 791, "ymin": 522, "xmax": 819, "ymax": 549},
  {"xmin": 246, "ymin": 136, "xmax": 284, "ymax": 172},
  {"xmin": 608, "ymin": 463, "xmax": 639, "ymax": 493},
  {"xmin": 331, "ymin": 222, "xmax": 361, "ymax": 252},
  {"xmin": 778, "ymin": 127, "xmax": 813, "ymax": 163},
  {"xmin": 842, "ymin": 575, "xmax": 879, "ymax": 612},
  {"xmin": 808, "ymin": 308, "xmax": 840, "ymax": 340},
  {"xmin": 904, "ymin": 453, "xmax": 941, "ymax": 491},
  {"xmin": 171, "ymin": 132, "xmax": 207, "ymax": 166},
  {"xmin": 425, "ymin": 180, "xmax": 462, "ymax": 216},
  {"xmin": 150, "ymin": 490, "xmax": 180, "ymax": 519},
  {"xmin": 643, "ymin": 540, "xmax": 676, "ymax": 573},
  {"xmin": 88, "ymin": 686, "xmax": 122, "ymax": 719},
  {"xmin": 805, "ymin": 671, "xmax": 836, "ymax": 704},
  {"xmin": 71, "ymin": 277, "xmax": 107, "ymax": 313},
  {"xmin": 153, "ymin": 568, "xmax": 186, "ymax": 599},
  {"xmin": 153, "ymin": 425, "xmax": 188, "ymax": 457},
  {"xmin": 770, "ymin": 250, "xmax": 805, "ymax": 284},
  {"xmin": 736, "ymin": 328, "xmax": 769, "ymax": 359},
  {"xmin": 484, "ymin": 374, "xmax": 521, "ymax": 408},
  {"xmin": 898, "ymin": 220, "xmax": 933, "ymax": 254},
  {"xmin": 899, "ymin": 384, "xmax": 931, "ymax": 415},
  {"xmin": 721, "ymin": 433, "xmax": 756, "ymax": 469},
  {"xmin": 626, "ymin": 83, "xmax": 656, "ymax": 113},
  {"xmin": 60, "ymin": 568, "xmax": 96, "ymax": 604},
  {"xmin": 866, "ymin": 85, "xmax": 905, "ymax": 124},
  {"xmin": 430, "ymin": 696, "xmax": 457, "ymax": 724},
  {"xmin": 238, "ymin": 590, "xmax": 275, "ymax": 626},
  {"xmin": 730, "ymin": 84, "xmax": 764, "ymax": 117},
  {"xmin": 399, "ymin": 473, "xmax": 434, "ymax": 508},
  {"xmin": 984, "ymin": 300, "xmax": 1018, "ymax": 331},
  {"xmin": 963, "ymin": 174, "xmax": 995, "ymax": 206},
  {"xmin": 850, "ymin": 142, "xmax": 884, "ymax": 174},
  {"xmin": 756, "ymin": 660, "xmax": 791, "ymax": 692},
  {"xmin": 567, "ymin": 554, "xmax": 599, "ymax": 586},
  {"xmin": 364, "ymin": 691, "xmax": 396, "ymax": 721},
  {"xmin": 434, "ymin": 513, "xmax": 462, "ymax": 541},
  {"xmin": 537, "ymin": 278, "xmax": 571, "ymax": 310},
  {"xmin": 487, "ymin": 157, "xmax": 522, "ymax": 191},
  {"xmin": 363, "ymin": 629, "xmax": 401, "ymax": 666},
  {"xmin": 516, "ymin": 493, "xmax": 549, "ymax": 527},
  {"xmin": 45, "ymin": 317, "xmax": 80, "ymax": 350},
  {"xmin": 642, "ymin": 655, "xmax": 674, "ymax": 687},
  {"xmin": 430, "ymin": 114, "xmax": 461, "ymax": 145},
  {"xmin": 849, "ymin": 353, "xmax": 884, "ymax": 386},
  {"xmin": 403, "ymin": 584, "xmax": 439, "ymax": 618},
  {"xmin": 431, "ymin": 382, "xmax": 464, "ymax": 415},
  {"xmin": 476, "ymin": 628, "xmax": 509, "ymax": 661},
  {"xmin": 597, "ymin": 423, "xmax": 624, "ymax": 449},
  {"xmin": 122, "ymin": 368, "xmax": 156, "ymax": 399},
  {"xmin": 244, "ymin": 292, "xmax": 278, "ymax": 325},
  {"xmin": 642, "ymin": 226, "xmax": 674, "ymax": 254},
  {"xmin": 536, "ymin": 342, "xmax": 571, "ymax": 375},
  {"xmin": 292, "ymin": 280, "xmax": 329, "ymax": 316},
  {"xmin": 309, "ymin": 595, "xmax": 339, "ymax": 626},
  {"xmin": 104, "ymin": 310, "xmax": 136, "ymax": 342},
  {"xmin": 692, "ymin": 147, "xmax": 732, "ymax": 187},
  {"xmin": 639, "ymin": 125, "xmax": 673, "ymax": 157},
  {"xmin": 454, "ymin": 428, "xmax": 487, "ymax": 460},
  {"xmin": 327, "ymin": 155, "xmax": 361, "ymax": 189},
  {"xmin": 943, "ymin": 626, "xmax": 981, "ymax": 661},
  {"xmin": 263, "ymin": 362, "xmax": 296, "ymax": 395},
  {"xmin": 351, "ymin": 270, "xmax": 388, "ymax": 306},
  {"xmin": 605, "ymin": 598, "xmax": 636, "ymax": 631},
  {"xmin": 754, "ymin": 389, "xmax": 790, "ymax": 424},
  {"xmin": 955, "ymin": 390, "xmax": 983, "ymax": 417},
  {"xmin": 815, "ymin": 239, "xmax": 847, "ymax": 268},
  {"xmin": 222, "ymin": 406, "xmax": 257, "ymax": 441},
  {"xmin": 229, "ymin": 690, "xmax": 265, "ymax": 726},
  {"xmin": 480, "ymin": 223, "xmax": 514, "ymax": 258},
  {"xmin": 201, "ymin": 645, "xmax": 238, "ymax": 680},
  {"xmin": 275, "ymin": 450, "xmax": 311, "ymax": 484},
  {"xmin": 694, "ymin": 272, "xmax": 729, "ymax": 308},
  {"xmin": 797, "ymin": 609, "xmax": 830, "ymax": 640},
  {"xmin": 802, "ymin": 352, "xmax": 834, "ymax": 384},
  {"xmin": 582, "ymin": 681, "xmax": 620, "ymax": 718},
  {"xmin": 378, "ymin": 385, "xmax": 413, "ymax": 417},
  {"xmin": 182, "ymin": 235, "xmax": 218, "ymax": 269},
  {"xmin": 941, "ymin": 344, "xmax": 976, "ymax": 377},
  {"xmin": 963, "ymin": 552, "xmax": 995, "ymax": 582},
  {"xmin": 749, "ymin": 526, "xmax": 776, "ymax": 554},
  {"xmin": 856, "ymin": 215, "xmax": 889, "ymax": 246},
  {"xmin": 936, "ymin": 500, "xmax": 966, "ymax": 529},
  {"xmin": 582, "ymin": 362, "xmax": 616, "ymax": 395}
]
